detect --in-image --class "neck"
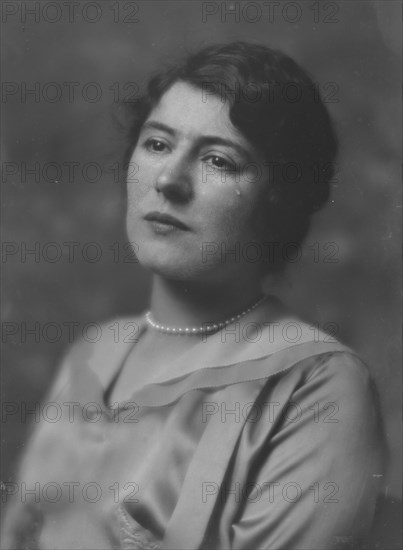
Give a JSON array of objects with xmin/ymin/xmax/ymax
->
[{"xmin": 149, "ymin": 274, "xmax": 264, "ymax": 328}]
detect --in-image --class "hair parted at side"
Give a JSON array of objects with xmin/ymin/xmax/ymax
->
[{"xmin": 123, "ymin": 41, "xmax": 338, "ymax": 271}]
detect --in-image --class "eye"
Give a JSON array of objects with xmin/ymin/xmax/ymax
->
[
  {"xmin": 144, "ymin": 138, "xmax": 169, "ymax": 153},
  {"xmin": 204, "ymin": 155, "xmax": 236, "ymax": 171}
]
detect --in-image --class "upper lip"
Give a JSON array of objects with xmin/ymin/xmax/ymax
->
[{"xmin": 144, "ymin": 211, "xmax": 190, "ymax": 230}]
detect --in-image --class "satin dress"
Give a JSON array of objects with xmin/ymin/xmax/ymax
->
[{"xmin": 2, "ymin": 299, "xmax": 384, "ymax": 549}]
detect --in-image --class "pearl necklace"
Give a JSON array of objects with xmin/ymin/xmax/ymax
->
[{"xmin": 145, "ymin": 295, "xmax": 267, "ymax": 335}]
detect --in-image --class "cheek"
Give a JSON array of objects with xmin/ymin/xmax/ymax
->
[
  {"xmin": 126, "ymin": 150, "xmax": 154, "ymax": 202},
  {"xmin": 203, "ymin": 194, "xmax": 265, "ymax": 243},
  {"xmin": 201, "ymin": 166, "xmax": 269, "ymax": 238}
]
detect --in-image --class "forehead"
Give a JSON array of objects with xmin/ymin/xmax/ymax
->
[{"xmin": 145, "ymin": 81, "xmax": 252, "ymax": 149}]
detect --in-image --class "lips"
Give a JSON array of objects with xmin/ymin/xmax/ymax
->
[{"xmin": 144, "ymin": 211, "xmax": 190, "ymax": 230}]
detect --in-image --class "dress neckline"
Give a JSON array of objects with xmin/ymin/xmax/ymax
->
[{"xmin": 78, "ymin": 296, "xmax": 351, "ymax": 411}]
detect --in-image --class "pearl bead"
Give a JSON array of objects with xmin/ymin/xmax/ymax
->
[{"xmin": 145, "ymin": 296, "xmax": 266, "ymax": 336}]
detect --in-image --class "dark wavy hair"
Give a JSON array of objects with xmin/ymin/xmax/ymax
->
[{"xmin": 122, "ymin": 41, "xmax": 338, "ymax": 271}]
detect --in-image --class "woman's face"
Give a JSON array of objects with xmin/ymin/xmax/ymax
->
[{"xmin": 126, "ymin": 81, "xmax": 270, "ymax": 283}]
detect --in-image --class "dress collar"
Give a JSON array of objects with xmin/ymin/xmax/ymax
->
[{"xmin": 83, "ymin": 295, "xmax": 347, "ymax": 397}]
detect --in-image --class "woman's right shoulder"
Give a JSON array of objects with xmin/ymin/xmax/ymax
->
[
  {"xmin": 52, "ymin": 314, "xmax": 146, "ymax": 395},
  {"xmin": 65, "ymin": 313, "xmax": 145, "ymax": 357}
]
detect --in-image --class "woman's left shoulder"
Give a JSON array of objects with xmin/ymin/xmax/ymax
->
[
  {"xmin": 284, "ymin": 348, "xmax": 383, "ymax": 436},
  {"xmin": 297, "ymin": 346, "xmax": 370, "ymax": 382},
  {"xmin": 254, "ymin": 313, "xmax": 380, "ymax": 412},
  {"xmin": 294, "ymin": 347, "xmax": 373, "ymax": 395},
  {"xmin": 259, "ymin": 312, "xmax": 369, "ymax": 381}
]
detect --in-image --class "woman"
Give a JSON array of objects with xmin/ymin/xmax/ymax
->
[{"xmin": 3, "ymin": 42, "xmax": 384, "ymax": 549}]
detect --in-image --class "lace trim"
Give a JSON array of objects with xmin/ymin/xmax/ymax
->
[{"xmin": 116, "ymin": 504, "xmax": 161, "ymax": 550}]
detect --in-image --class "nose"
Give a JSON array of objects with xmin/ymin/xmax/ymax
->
[{"xmin": 155, "ymin": 154, "xmax": 193, "ymax": 203}]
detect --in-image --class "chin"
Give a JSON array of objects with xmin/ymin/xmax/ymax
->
[
  {"xmin": 137, "ymin": 250, "xmax": 219, "ymax": 282},
  {"xmin": 144, "ymin": 260, "xmax": 207, "ymax": 281}
]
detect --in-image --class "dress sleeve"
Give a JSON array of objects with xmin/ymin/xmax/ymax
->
[
  {"xmin": 0, "ymin": 341, "xmax": 82, "ymax": 550},
  {"xmin": 229, "ymin": 352, "xmax": 385, "ymax": 550}
]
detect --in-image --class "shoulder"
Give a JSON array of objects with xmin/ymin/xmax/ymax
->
[
  {"xmin": 238, "ymin": 310, "xmax": 363, "ymax": 383},
  {"xmin": 275, "ymin": 349, "xmax": 384, "ymax": 446},
  {"xmin": 67, "ymin": 314, "xmax": 144, "ymax": 359},
  {"xmin": 250, "ymin": 349, "xmax": 385, "ymax": 470},
  {"xmin": 52, "ymin": 314, "xmax": 145, "ymax": 394},
  {"xmin": 251, "ymin": 329, "xmax": 381, "ymax": 430},
  {"xmin": 291, "ymin": 349, "xmax": 373, "ymax": 399},
  {"xmin": 253, "ymin": 308, "xmax": 368, "ymax": 385},
  {"xmin": 269, "ymin": 346, "xmax": 375, "ymax": 409},
  {"xmin": 292, "ymin": 348, "xmax": 370, "ymax": 385}
]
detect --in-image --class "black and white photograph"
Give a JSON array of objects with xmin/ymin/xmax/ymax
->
[{"xmin": 1, "ymin": 1, "xmax": 401, "ymax": 549}]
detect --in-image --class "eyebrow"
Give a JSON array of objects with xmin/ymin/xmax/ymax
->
[{"xmin": 141, "ymin": 120, "xmax": 251, "ymax": 158}]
